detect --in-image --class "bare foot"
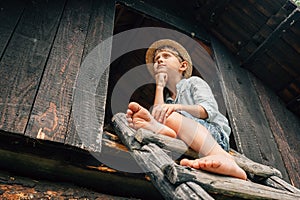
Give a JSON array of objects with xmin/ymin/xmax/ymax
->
[
  {"xmin": 180, "ymin": 155, "xmax": 247, "ymax": 180},
  {"xmin": 126, "ymin": 102, "xmax": 177, "ymax": 138}
]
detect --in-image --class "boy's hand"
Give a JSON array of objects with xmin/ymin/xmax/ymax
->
[
  {"xmin": 152, "ymin": 104, "xmax": 180, "ymax": 123},
  {"xmin": 155, "ymin": 73, "xmax": 168, "ymax": 87},
  {"xmin": 153, "ymin": 63, "xmax": 168, "ymax": 87}
]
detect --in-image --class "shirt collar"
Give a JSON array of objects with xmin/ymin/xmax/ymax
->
[{"xmin": 176, "ymin": 78, "xmax": 187, "ymax": 91}]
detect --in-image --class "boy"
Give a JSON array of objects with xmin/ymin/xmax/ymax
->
[{"xmin": 126, "ymin": 39, "xmax": 247, "ymax": 180}]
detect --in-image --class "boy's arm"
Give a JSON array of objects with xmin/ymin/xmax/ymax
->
[
  {"xmin": 177, "ymin": 104, "xmax": 208, "ymax": 119},
  {"xmin": 154, "ymin": 85, "xmax": 164, "ymax": 105},
  {"xmin": 153, "ymin": 73, "xmax": 167, "ymax": 105}
]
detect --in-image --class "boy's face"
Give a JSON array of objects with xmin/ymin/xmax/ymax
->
[{"xmin": 153, "ymin": 49, "xmax": 187, "ymax": 77}]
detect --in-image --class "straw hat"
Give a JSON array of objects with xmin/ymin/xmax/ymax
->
[{"xmin": 145, "ymin": 39, "xmax": 193, "ymax": 78}]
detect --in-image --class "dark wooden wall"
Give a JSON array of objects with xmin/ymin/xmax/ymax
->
[
  {"xmin": 212, "ymin": 38, "xmax": 300, "ymax": 186},
  {"xmin": 0, "ymin": 0, "xmax": 114, "ymax": 152},
  {"xmin": 194, "ymin": 0, "xmax": 300, "ymax": 117}
]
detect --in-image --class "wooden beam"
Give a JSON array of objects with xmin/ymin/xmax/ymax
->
[
  {"xmin": 112, "ymin": 113, "xmax": 300, "ymax": 199},
  {"xmin": 117, "ymin": 0, "xmax": 210, "ymax": 43},
  {"xmin": 163, "ymin": 164, "xmax": 300, "ymax": 200},
  {"xmin": 135, "ymin": 129, "xmax": 282, "ymax": 179},
  {"xmin": 0, "ymin": 131, "xmax": 160, "ymax": 199},
  {"xmin": 112, "ymin": 113, "xmax": 214, "ymax": 200},
  {"xmin": 242, "ymin": 8, "xmax": 300, "ymax": 68},
  {"xmin": 0, "ymin": 170, "xmax": 137, "ymax": 199},
  {"xmin": 135, "ymin": 128, "xmax": 300, "ymax": 193},
  {"xmin": 263, "ymin": 176, "xmax": 300, "ymax": 195},
  {"xmin": 205, "ymin": 0, "xmax": 231, "ymax": 24}
]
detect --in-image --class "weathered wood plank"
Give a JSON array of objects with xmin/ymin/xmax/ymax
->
[
  {"xmin": 118, "ymin": 0, "xmax": 209, "ymax": 43},
  {"xmin": 113, "ymin": 113, "xmax": 300, "ymax": 199},
  {"xmin": 242, "ymin": 7, "xmax": 300, "ymax": 68},
  {"xmin": 281, "ymin": 26, "xmax": 300, "ymax": 54},
  {"xmin": 263, "ymin": 176, "xmax": 300, "ymax": 194},
  {"xmin": 0, "ymin": 170, "xmax": 139, "ymax": 200},
  {"xmin": 266, "ymin": 2, "xmax": 296, "ymax": 29},
  {"xmin": 266, "ymin": 38, "xmax": 300, "ymax": 76},
  {"xmin": 64, "ymin": 0, "xmax": 115, "ymax": 152},
  {"xmin": 209, "ymin": 19, "xmax": 241, "ymax": 53},
  {"xmin": 135, "ymin": 129, "xmax": 283, "ymax": 179},
  {"xmin": 211, "ymin": 38, "xmax": 290, "ymax": 181},
  {"xmin": 134, "ymin": 144, "xmax": 213, "ymax": 200},
  {"xmin": 163, "ymin": 164, "xmax": 300, "ymax": 200},
  {"xmin": 229, "ymin": 149, "xmax": 281, "ymax": 179},
  {"xmin": 0, "ymin": 0, "xmax": 66, "ymax": 134},
  {"xmin": 0, "ymin": 0, "xmax": 25, "ymax": 58},
  {"xmin": 176, "ymin": 182, "xmax": 215, "ymax": 200},
  {"xmin": 0, "ymin": 131, "xmax": 159, "ymax": 199},
  {"xmin": 112, "ymin": 113, "xmax": 214, "ymax": 200},
  {"xmin": 114, "ymin": 114, "xmax": 300, "ymax": 199},
  {"xmin": 218, "ymin": 4, "xmax": 254, "ymax": 44},
  {"xmin": 234, "ymin": 0, "xmax": 267, "ymax": 28},
  {"xmin": 248, "ymin": 55, "xmax": 289, "ymax": 91},
  {"xmin": 25, "ymin": 0, "xmax": 92, "ymax": 143},
  {"xmin": 237, "ymin": 2, "xmax": 297, "ymax": 61},
  {"xmin": 253, "ymin": 78, "xmax": 300, "ymax": 188},
  {"xmin": 135, "ymin": 129, "xmax": 198, "ymax": 159},
  {"xmin": 111, "ymin": 113, "xmax": 141, "ymax": 151},
  {"xmin": 249, "ymin": 0, "xmax": 286, "ymax": 18}
]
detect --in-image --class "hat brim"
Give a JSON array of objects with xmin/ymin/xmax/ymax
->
[{"xmin": 145, "ymin": 39, "xmax": 192, "ymax": 78}]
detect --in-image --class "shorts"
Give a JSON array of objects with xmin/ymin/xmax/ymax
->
[{"xmin": 178, "ymin": 111, "xmax": 230, "ymax": 152}]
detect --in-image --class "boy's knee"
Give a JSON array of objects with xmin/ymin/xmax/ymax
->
[{"xmin": 164, "ymin": 112, "xmax": 183, "ymax": 134}]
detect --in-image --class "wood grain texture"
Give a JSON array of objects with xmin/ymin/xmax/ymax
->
[
  {"xmin": 0, "ymin": 0, "xmax": 66, "ymax": 134},
  {"xmin": 0, "ymin": 0, "xmax": 25, "ymax": 57},
  {"xmin": 112, "ymin": 113, "xmax": 213, "ymax": 200},
  {"xmin": 0, "ymin": 131, "xmax": 159, "ymax": 199},
  {"xmin": 253, "ymin": 78, "xmax": 300, "ymax": 188},
  {"xmin": 242, "ymin": 6, "xmax": 299, "ymax": 68},
  {"xmin": 163, "ymin": 164, "xmax": 300, "ymax": 200},
  {"xmin": 118, "ymin": 0, "xmax": 209, "ymax": 43},
  {"xmin": 113, "ymin": 113, "xmax": 300, "ymax": 199},
  {"xmin": 65, "ymin": 0, "xmax": 115, "ymax": 152},
  {"xmin": 135, "ymin": 129, "xmax": 283, "ymax": 179},
  {"xmin": 25, "ymin": 0, "xmax": 92, "ymax": 142},
  {"xmin": 211, "ymin": 38, "xmax": 290, "ymax": 182}
]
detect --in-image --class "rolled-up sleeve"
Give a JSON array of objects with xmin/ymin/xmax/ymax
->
[
  {"xmin": 189, "ymin": 77, "xmax": 219, "ymax": 122},
  {"xmin": 174, "ymin": 77, "xmax": 231, "ymax": 138}
]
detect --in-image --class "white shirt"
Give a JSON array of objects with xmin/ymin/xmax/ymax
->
[{"xmin": 166, "ymin": 76, "xmax": 231, "ymax": 138}]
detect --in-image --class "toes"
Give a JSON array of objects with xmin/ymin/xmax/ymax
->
[
  {"xmin": 126, "ymin": 109, "xmax": 133, "ymax": 116},
  {"xmin": 180, "ymin": 158, "xmax": 189, "ymax": 166},
  {"xmin": 211, "ymin": 160, "xmax": 221, "ymax": 168},
  {"xmin": 180, "ymin": 158, "xmax": 193, "ymax": 167},
  {"xmin": 128, "ymin": 123, "xmax": 134, "ymax": 129},
  {"xmin": 198, "ymin": 159, "xmax": 209, "ymax": 168},
  {"xmin": 181, "ymin": 159, "xmax": 203, "ymax": 169},
  {"xmin": 128, "ymin": 102, "xmax": 141, "ymax": 112},
  {"xmin": 198, "ymin": 158, "xmax": 221, "ymax": 169},
  {"xmin": 192, "ymin": 160, "xmax": 200, "ymax": 169}
]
